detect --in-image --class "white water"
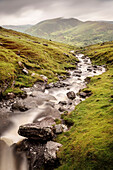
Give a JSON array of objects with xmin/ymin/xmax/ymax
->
[{"xmin": 0, "ymin": 54, "xmax": 106, "ymax": 170}]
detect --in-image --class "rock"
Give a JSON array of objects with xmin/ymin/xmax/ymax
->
[
  {"xmin": 34, "ymin": 117, "xmax": 56, "ymax": 127},
  {"xmin": 54, "ymin": 124, "xmax": 63, "ymax": 134},
  {"xmin": 18, "ymin": 61, "xmax": 23, "ymax": 67},
  {"xmin": 85, "ymin": 77, "xmax": 91, "ymax": 83},
  {"xmin": 74, "ymin": 70, "xmax": 82, "ymax": 74},
  {"xmin": 59, "ymin": 101, "xmax": 67, "ymax": 105},
  {"xmin": 11, "ymin": 101, "xmax": 29, "ymax": 112},
  {"xmin": 0, "ymin": 42, "xmax": 3, "ymax": 46},
  {"xmin": 63, "ymin": 53, "xmax": 69, "ymax": 57},
  {"xmin": 79, "ymin": 92, "xmax": 87, "ymax": 98},
  {"xmin": 19, "ymin": 91, "xmax": 27, "ymax": 99},
  {"xmin": 43, "ymin": 43, "xmax": 48, "ymax": 46},
  {"xmin": 40, "ymin": 75, "xmax": 48, "ymax": 82},
  {"xmin": 6, "ymin": 92, "xmax": 16, "ymax": 99},
  {"xmin": 15, "ymin": 139, "xmax": 61, "ymax": 170},
  {"xmin": 18, "ymin": 123, "xmax": 54, "ymax": 141},
  {"xmin": 79, "ymin": 90, "xmax": 92, "ymax": 98},
  {"xmin": 44, "ymin": 141, "xmax": 62, "ymax": 163},
  {"xmin": 34, "ymin": 105, "xmax": 60, "ymax": 121},
  {"xmin": 67, "ymin": 91, "xmax": 76, "ymax": 100},
  {"xmin": 22, "ymin": 68, "xmax": 28, "ymax": 74},
  {"xmin": 73, "ymin": 73, "xmax": 81, "ymax": 77},
  {"xmin": 87, "ymin": 68, "xmax": 92, "ymax": 72},
  {"xmin": 58, "ymin": 106, "xmax": 66, "ymax": 112}
]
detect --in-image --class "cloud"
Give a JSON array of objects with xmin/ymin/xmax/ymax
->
[{"xmin": 0, "ymin": 0, "xmax": 113, "ymax": 25}]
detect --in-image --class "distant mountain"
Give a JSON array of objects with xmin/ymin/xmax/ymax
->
[
  {"xmin": 26, "ymin": 17, "xmax": 83, "ymax": 38},
  {"xmin": 2, "ymin": 24, "xmax": 32, "ymax": 33},
  {"xmin": 26, "ymin": 18, "xmax": 113, "ymax": 46}
]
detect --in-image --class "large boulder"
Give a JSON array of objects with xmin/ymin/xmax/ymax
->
[
  {"xmin": 18, "ymin": 123, "xmax": 54, "ymax": 141},
  {"xmin": 67, "ymin": 91, "xmax": 76, "ymax": 100}
]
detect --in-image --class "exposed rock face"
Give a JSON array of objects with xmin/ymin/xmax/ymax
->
[
  {"xmin": 18, "ymin": 123, "xmax": 54, "ymax": 141},
  {"xmin": 67, "ymin": 91, "xmax": 76, "ymax": 100}
]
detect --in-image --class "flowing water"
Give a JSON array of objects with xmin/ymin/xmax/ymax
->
[{"xmin": 0, "ymin": 54, "xmax": 106, "ymax": 170}]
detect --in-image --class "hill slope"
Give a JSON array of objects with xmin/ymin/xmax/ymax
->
[
  {"xmin": 26, "ymin": 18, "xmax": 113, "ymax": 46},
  {"xmin": 2, "ymin": 25, "xmax": 32, "ymax": 33},
  {"xmin": 0, "ymin": 27, "xmax": 77, "ymax": 97},
  {"xmin": 56, "ymin": 41, "xmax": 113, "ymax": 169},
  {"xmin": 26, "ymin": 17, "xmax": 83, "ymax": 38}
]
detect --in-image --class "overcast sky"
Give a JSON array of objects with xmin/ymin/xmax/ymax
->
[{"xmin": 0, "ymin": 0, "xmax": 113, "ymax": 25}]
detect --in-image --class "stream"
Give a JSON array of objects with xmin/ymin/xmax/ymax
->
[{"xmin": 0, "ymin": 54, "xmax": 106, "ymax": 170}]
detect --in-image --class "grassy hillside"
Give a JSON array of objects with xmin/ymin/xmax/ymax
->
[
  {"xmin": 26, "ymin": 18, "xmax": 113, "ymax": 47},
  {"xmin": 51, "ymin": 21, "xmax": 113, "ymax": 46},
  {"xmin": 0, "ymin": 27, "xmax": 77, "ymax": 96},
  {"xmin": 56, "ymin": 41, "xmax": 113, "ymax": 169},
  {"xmin": 26, "ymin": 17, "xmax": 82, "ymax": 38}
]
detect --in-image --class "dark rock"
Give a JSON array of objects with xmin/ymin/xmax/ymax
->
[
  {"xmin": 59, "ymin": 101, "xmax": 67, "ymax": 105},
  {"xmin": 63, "ymin": 53, "xmax": 69, "ymax": 57},
  {"xmin": 73, "ymin": 73, "xmax": 81, "ymax": 77},
  {"xmin": 74, "ymin": 70, "xmax": 82, "ymax": 74},
  {"xmin": 87, "ymin": 68, "xmax": 92, "ymax": 72},
  {"xmin": 11, "ymin": 101, "xmax": 29, "ymax": 112},
  {"xmin": 18, "ymin": 123, "xmax": 54, "ymax": 141},
  {"xmin": 85, "ymin": 77, "xmax": 91, "ymax": 83},
  {"xmin": 58, "ymin": 106, "xmax": 66, "ymax": 112},
  {"xmin": 19, "ymin": 91, "xmax": 27, "ymax": 99},
  {"xmin": 67, "ymin": 91, "xmax": 76, "ymax": 100},
  {"xmin": 79, "ymin": 92, "xmax": 87, "ymax": 98},
  {"xmin": 43, "ymin": 43, "xmax": 48, "ymax": 46},
  {"xmin": 79, "ymin": 90, "xmax": 92, "ymax": 98},
  {"xmin": 5, "ymin": 92, "xmax": 16, "ymax": 99}
]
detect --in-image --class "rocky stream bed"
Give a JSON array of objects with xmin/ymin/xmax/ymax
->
[{"xmin": 0, "ymin": 54, "xmax": 106, "ymax": 170}]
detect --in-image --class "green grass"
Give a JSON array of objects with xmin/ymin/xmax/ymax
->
[
  {"xmin": 0, "ymin": 27, "xmax": 77, "ymax": 96},
  {"xmin": 56, "ymin": 41, "xmax": 113, "ymax": 170}
]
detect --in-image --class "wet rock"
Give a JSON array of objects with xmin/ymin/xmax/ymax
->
[
  {"xmin": 67, "ymin": 91, "xmax": 76, "ymax": 100},
  {"xmin": 79, "ymin": 92, "xmax": 87, "ymax": 98},
  {"xmin": 59, "ymin": 101, "xmax": 67, "ymax": 105},
  {"xmin": 18, "ymin": 123, "xmax": 54, "ymax": 141},
  {"xmin": 19, "ymin": 91, "xmax": 27, "ymax": 99},
  {"xmin": 74, "ymin": 70, "xmax": 82, "ymax": 74},
  {"xmin": 58, "ymin": 106, "xmax": 66, "ymax": 112},
  {"xmin": 87, "ymin": 68, "xmax": 92, "ymax": 72},
  {"xmin": 73, "ymin": 73, "xmax": 81, "ymax": 77},
  {"xmin": 11, "ymin": 101, "xmax": 29, "ymax": 112},
  {"xmin": 44, "ymin": 141, "xmax": 62, "ymax": 163},
  {"xmin": 34, "ymin": 117, "xmax": 56, "ymax": 127},
  {"xmin": 34, "ymin": 105, "xmax": 60, "ymax": 121}
]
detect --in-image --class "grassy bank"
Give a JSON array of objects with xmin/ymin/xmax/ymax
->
[
  {"xmin": 56, "ymin": 41, "xmax": 113, "ymax": 169},
  {"xmin": 0, "ymin": 27, "xmax": 77, "ymax": 96}
]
